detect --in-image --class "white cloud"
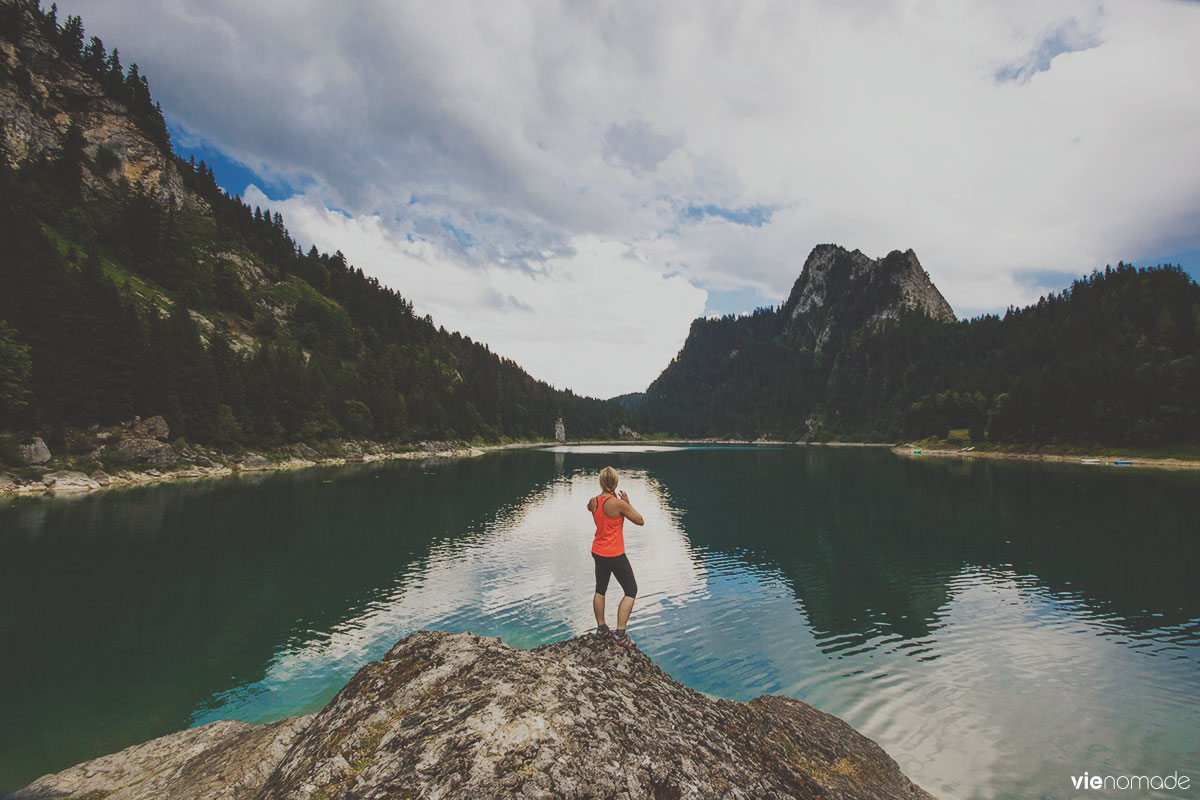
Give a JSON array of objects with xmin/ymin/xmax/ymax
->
[
  {"xmin": 65, "ymin": 0, "xmax": 1200, "ymax": 388},
  {"xmin": 246, "ymin": 187, "xmax": 706, "ymax": 398}
]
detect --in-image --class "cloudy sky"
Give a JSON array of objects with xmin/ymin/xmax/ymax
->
[{"xmin": 63, "ymin": 0, "xmax": 1200, "ymax": 398}]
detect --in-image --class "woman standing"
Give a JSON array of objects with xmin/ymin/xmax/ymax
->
[{"xmin": 587, "ymin": 466, "xmax": 644, "ymax": 648}]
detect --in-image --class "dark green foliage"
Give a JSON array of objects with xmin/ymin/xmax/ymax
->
[
  {"xmin": 0, "ymin": 153, "xmax": 626, "ymax": 444},
  {"xmin": 0, "ymin": 320, "xmax": 32, "ymax": 420},
  {"xmin": 639, "ymin": 265, "xmax": 1200, "ymax": 447},
  {"xmin": 0, "ymin": 0, "xmax": 627, "ymax": 448}
]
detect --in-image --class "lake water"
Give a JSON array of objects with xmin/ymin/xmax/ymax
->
[{"xmin": 1, "ymin": 446, "xmax": 1198, "ymax": 798}]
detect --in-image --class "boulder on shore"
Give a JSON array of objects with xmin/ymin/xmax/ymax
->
[
  {"xmin": 41, "ymin": 470, "xmax": 100, "ymax": 491},
  {"xmin": 238, "ymin": 453, "xmax": 271, "ymax": 470},
  {"xmin": 111, "ymin": 438, "xmax": 179, "ymax": 470},
  {"xmin": 294, "ymin": 442, "xmax": 323, "ymax": 462},
  {"xmin": 12, "ymin": 631, "xmax": 933, "ymax": 800},
  {"xmin": 18, "ymin": 436, "xmax": 51, "ymax": 465}
]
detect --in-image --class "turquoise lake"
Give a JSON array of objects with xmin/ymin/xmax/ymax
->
[{"xmin": 1, "ymin": 445, "xmax": 1198, "ymax": 798}]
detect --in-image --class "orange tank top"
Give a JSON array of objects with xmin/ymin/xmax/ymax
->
[{"xmin": 591, "ymin": 494, "xmax": 625, "ymax": 557}]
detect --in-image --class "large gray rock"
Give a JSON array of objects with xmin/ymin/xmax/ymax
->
[
  {"xmin": 42, "ymin": 470, "xmax": 100, "ymax": 491},
  {"xmin": 11, "ymin": 716, "xmax": 313, "ymax": 800},
  {"xmin": 18, "ymin": 436, "xmax": 51, "ymax": 465},
  {"xmin": 238, "ymin": 453, "xmax": 270, "ymax": 470},
  {"xmin": 112, "ymin": 438, "xmax": 179, "ymax": 470},
  {"xmin": 15, "ymin": 631, "xmax": 934, "ymax": 800},
  {"xmin": 555, "ymin": 416, "xmax": 566, "ymax": 443},
  {"xmin": 294, "ymin": 443, "xmax": 323, "ymax": 461},
  {"xmin": 90, "ymin": 469, "xmax": 112, "ymax": 487},
  {"xmin": 132, "ymin": 415, "xmax": 170, "ymax": 441}
]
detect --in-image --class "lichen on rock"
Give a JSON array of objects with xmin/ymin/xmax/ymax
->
[{"xmin": 13, "ymin": 631, "xmax": 934, "ymax": 800}]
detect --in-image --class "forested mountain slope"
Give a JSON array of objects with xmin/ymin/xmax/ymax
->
[
  {"xmin": 0, "ymin": 0, "xmax": 625, "ymax": 449},
  {"xmin": 639, "ymin": 245, "xmax": 1200, "ymax": 448}
]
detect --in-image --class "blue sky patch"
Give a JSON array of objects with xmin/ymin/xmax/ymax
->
[
  {"xmin": 167, "ymin": 119, "xmax": 307, "ymax": 202},
  {"xmin": 1135, "ymin": 247, "xmax": 1200, "ymax": 283},
  {"xmin": 703, "ymin": 285, "xmax": 777, "ymax": 318},
  {"xmin": 994, "ymin": 20, "xmax": 1103, "ymax": 84},
  {"xmin": 683, "ymin": 204, "xmax": 775, "ymax": 228},
  {"xmin": 441, "ymin": 219, "xmax": 476, "ymax": 249}
]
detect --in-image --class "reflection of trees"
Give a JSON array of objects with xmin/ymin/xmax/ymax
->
[
  {"xmin": 0, "ymin": 452, "xmax": 557, "ymax": 792},
  {"xmin": 644, "ymin": 448, "xmax": 1200, "ymax": 645},
  {"xmin": 644, "ymin": 448, "xmax": 960, "ymax": 645}
]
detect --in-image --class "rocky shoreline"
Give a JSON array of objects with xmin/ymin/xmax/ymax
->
[
  {"xmin": 7, "ymin": 427, "xmax": 1192, "ymax": 500},
  {"xmin": 9, "ymin": 630, "xmax": 935, "ymax": 800},
  {"xmin": 891, "ymin": 444, "xmax": 1200, "ymax": 470},
  {"xmin": 0, "ymin": 416, "xmax": 534, "ymax": 498}
]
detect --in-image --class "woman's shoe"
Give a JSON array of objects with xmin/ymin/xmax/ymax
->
[
  {"xmin": 595, "ymin": 625, "xmax": 614, "ymax": 641},
  {"xmin": 613, "ymin": 630, "xmax": 635, "ymax": 649}
]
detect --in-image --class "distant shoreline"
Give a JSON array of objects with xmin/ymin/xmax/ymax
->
[
  {"xmin": 890, "ymin": 445, "xmax": 1200, "ymax": 471},
  {"xmin": 5, "ymin": 437, "xmax": 1197, "ymax": 500}
]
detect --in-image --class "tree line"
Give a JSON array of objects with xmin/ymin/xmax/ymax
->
[
  {"xmin": 639, "ymin": 265, "xmax": 1200, "ymax": 448},
  {"xmin": 0, "ymin": 0, "xmax": 625, "ymax": 448}
]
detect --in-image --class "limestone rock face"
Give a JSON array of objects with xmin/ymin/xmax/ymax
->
[
  {"xmin": 15, "ymin": 631, "xmax": 934, "ymax": 800},
  {"xmin": 17, "ymin": 436, "xmax": 50, "ymax": 464},
  {"xmin": 0, "ymin": 9, "xmax": 199, "ymax": 210},
  {"xmin": 781, "ymin": 244, "xmax": 955, "ymax": 351},
  {"xmin": 41, "ymin": 470, "xmax": 99, "ymax": 491},
  {"xmin": 111, "ymin": 437, "xmax": 178, "ymax": 469},
  {"xmin": 554, "ymin": 416, "xmax": 566, "ymax": 443}
]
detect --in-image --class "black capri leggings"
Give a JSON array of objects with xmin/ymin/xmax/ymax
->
[{"xmin": 593, "ymin": 552, "xmax": 637, "ymax": 598}]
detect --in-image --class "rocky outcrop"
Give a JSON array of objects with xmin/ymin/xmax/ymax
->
[
  {"xmin": 111, "ymin": 437, "xmax": 178, "ymax": 469},
  {"xmin": 780, "ymin": 245, "xmax": 955, "ymax": 351},
  {"xmin": 0, "ymin": 4, "xmax": 197, "ymax": 209},
  {"xmin": 13, "ymin": 631, "xmax": 934, "ymax": 800},
  {"xmin": 238, "ymin": 453, "xmax": 270, "ymax": 470},
  {"xmin": 293, "ymin": 442, "xmax": 322, "ymax": 462},
  {"xmin": 131, "ymin": 415, "xmax": 169, "ymax": 441},
  {"xmin": 554, "ymin": 416, "xmax": 566, "ymax": 443},
  {"xmin": 41, "ymin": 469, "xmax": 99, "ymax": 491},
  {"xmin": 11, "ymin": 716, "xmax": 313, "ymax": 800},
  {"xmin": 17, "ymin": 436, "xmax": 50, "ymax": 464}
]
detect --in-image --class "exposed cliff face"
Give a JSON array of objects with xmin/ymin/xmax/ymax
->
[
  {"xmin": 0, "ymin": 4, "xmax": 196, "ymax": 209},
  {"xmin": 637, "ymin": 242, "xmax": 959, "ymax": 437},
  {"xmin": 781, "ymin": 245, "xmax": 956, "ymax": 351},
  {"xmin": 12, "ymin": 630, "xmax": 934, "ymax": 800}
]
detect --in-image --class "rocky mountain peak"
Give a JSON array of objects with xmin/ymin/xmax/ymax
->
[{"xmin": 781, "ymin": 244, "xmax": 955, "ymax": 350}]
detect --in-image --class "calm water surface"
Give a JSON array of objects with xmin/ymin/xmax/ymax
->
[{"xmin": 1, "ymin": 446, "xmax": 1198, "ymax": 798}]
